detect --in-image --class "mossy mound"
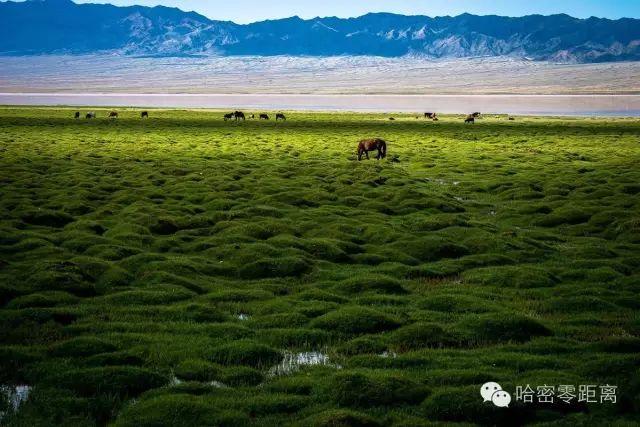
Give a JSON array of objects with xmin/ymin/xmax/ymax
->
[
  {"xmin": 311, "ymin": 307, "xmax": 401, "ymax": 335},
  {"xmin": 338, "ymin": 336, "xmax": 388, "ymax": 355},
  {"xmin": 388, "ymin": 322, "xmax": 458, "ymax": 351},
  {"xmin": 335, "ymin": 275, "xmax": 407, "ymax": 295},
  {"xmin": 388, "ymin": 237, "xmax": 470, "ymax": 262},
  {"xmin": 328, "ymin": 372, "xmax": 429, "ymax": 407},
  {"xmin": 421, "ymin": 385, "xmax": 524, "ymax": 423},
  {"xmin": 113, "ymin": 395, "xmax": 249, "ymax": 427},
  {"xmin": 417, "ymin": 294, "xmax": 499, "ymax": 313},
  {"xmin": 49, "ymin": 366, "xmax": 167, "ymax": 397},
  {"xmin": 458, "ymin": 313, "xmax": 552, "ymax": 344},
  {"xmin": 22, "ymin": 209, "xmax": 75, "ymax": 228},
  {"xmin": 303, "ymin": 409, "xmax": 382, "ymax": 427},
  {"xmin": 238, "ymin": 257, "xmax": 312, "ymax": 279},
  {"xmin": 462, "ymin": 265, "xmax": 559, "ymax": 288},
  {"xmin": 7, "ymin": 291, "xmax": 79, "ymax": 309},
  {"xmin": 209, "ymin": 340, "xmax": 281, "ymax": 368},
  {"xmin": 535, "ymin": 208, "xmax": 592, "ymax": 227},
  {"xmin": 221, "ymin": 366, "xmax": 264, "ymax": 386},
  {"xmin": 50, "ymin": 337, "xmax": 117, "ymax": 358},
  {"xmin": 174, "ymin": 359, "xmax": 222, "ymax": 382}
]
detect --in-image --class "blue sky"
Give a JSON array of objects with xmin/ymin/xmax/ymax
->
[{"xmin": 12, "ymin": 0, "xmax": 640, "ymax": 22}]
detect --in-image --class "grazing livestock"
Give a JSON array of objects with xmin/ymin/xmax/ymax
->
[
  {"xmin": 357, "ymin": 138, "xmax": 387, "ymax": 161},
  {"xmin": 108, "ymin": 111, "xmax": 118, "ymax": 119},
  {"xmin": 276, "ymin": 113, "xmax": 286, "ymax": 121},
  {"xmin": 424, "ymin": 112, "xmax": 437, "ymax": 120},
  {"xmin": 85, "ymin": 112, "xmax": 96, "ymax": 119},
  {"xmin": 508, "ymin": 116, "xmax": 515, "ymax": 121},
  {"xmin": 74, "ymin": 112, "xmax": 80, "ymax": 119},
  {"xmin": 389, "ymin": 117, "xmax": 395, "ymax": 121},
  {"xmin": 234, "ymin": 111, "xmax": 246, "ymax": 121},
  {"xmin": 465, "ymin": 116, "xmax": 475, "ymax": 124},
  {"xmin": 224, "ymin": 113, "xmax": 235, "ymax": 121},
  {"xmin": 259, "ymin": 113, "xmax": 270, "ymax": 120},
  {"xmin": 141, "ymin": 111, "xmax": 149, "ymax": 118}
]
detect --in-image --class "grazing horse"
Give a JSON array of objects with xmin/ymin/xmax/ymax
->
[
  {"xmin": 74, "ymin": 112, "xmax": 80, "ymax": 119},
  {"xmin": 259, "ymin": 113, "xmax": 269, "ymax": 120},
  {"xmin": 357, "ymin": 138, "xmax": 387, "ymax": 161},
  {"xmin": 276, "ymin": 113, "xmax": 286, "ymax": 121},
  {"xmin": 389, "ymin": 117, "xmax": 395, "ymax": 121},
  {"xmin": 424, "ymin": 112, "xmax": 437, "ymax": 120},
  {"xmin": 465, "ymin": 116, "xmax": 475, "ymax": 124},
  {"xmin": 141, "ymin": 111, "xmax": 149, "ymax": 118},
  {"xmin": 234, "ymin": 111, "xmax": 245, "ymax": 121},
  {"xmin": 85, "ymin": 112, "xmax": 96, "ymax": 119},
  {"xmin": 224, "ymin": 113, "xmax": 235, "ymax": 121},
  {"xmin": 108, "ymin": 111, "xmax": 118, "ymax": 119},
  {"xmin": 508, "ymin": 116, "xmax": 515, "ymax": 121}
]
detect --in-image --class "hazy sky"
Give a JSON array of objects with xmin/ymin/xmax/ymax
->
[{"xmin": 52, "ymin": 0, "xmax": 640, "ymax": 23}]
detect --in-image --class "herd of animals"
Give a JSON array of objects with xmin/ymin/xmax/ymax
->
[
  {"xmin": 223, "ymin": 111, "xmax": 287, "ymax": 121},
  {"xmin": 70, "ymin": 110, "xmax": 514, "ymax": 160},
  {"xmin": 72, "ymin": 110, "xmax": 504, "ymax": 123}
]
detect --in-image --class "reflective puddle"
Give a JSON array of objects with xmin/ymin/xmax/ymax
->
[
  {"xmin": 0, "ymin": 385, "xmax": 32, "ymax": 421},
  {"xmin": 268, "ymin": 351, "xmax": 340, "ymax": 376}
]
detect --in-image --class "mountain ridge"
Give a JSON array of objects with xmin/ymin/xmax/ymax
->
[{"xmin": 1, "ymin": 0, "xmax": 639, "ymax": 62}]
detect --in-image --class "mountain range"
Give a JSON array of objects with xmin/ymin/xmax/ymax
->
[{"xmin": 1, "ymin": 0, "xmax": 639, "ymax": 62}]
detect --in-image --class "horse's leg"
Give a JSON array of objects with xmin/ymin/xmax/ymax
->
[{"xmin": 365, "ymin": 151, "xmax": 370, "ymax": 160}]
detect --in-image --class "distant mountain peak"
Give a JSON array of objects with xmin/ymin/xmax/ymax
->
[
  {"xmin": 27, "ymin": 0, "xmax": 74, "ymax": 4},
  {"xmin": 1, "ymin": 1, "xmax": 639, "ymax": 62}
]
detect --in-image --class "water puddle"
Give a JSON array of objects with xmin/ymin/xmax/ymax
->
[
  {"xmin": 170, "ymin": 375, "xmax": 228, "ymax": 389},
  {"xmin": 379, "ymin": 351, "xmax": 398, "ymax": 359},
  {"xmin": 0, "ymin": 385, "xmax": 32, "ymax": 421},
  {"xmin": 268, "ymin": 351, "xmax": 340, "ymax": 377},
  {"xmin": 208, "ymin": 381, "xmax": 228, "ymax": 388},
  {"xmin": 169, "ymin": 375, "xmax": 183, "ymax": 386}
]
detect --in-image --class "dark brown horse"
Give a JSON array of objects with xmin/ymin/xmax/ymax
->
[
  {"xmin": 85, "ymin": 112, "xmax": 96, "ymax": 119},
  {"xmin": 358, "ymin": 138, "xmax": 387, "ymax": 161},
  {"xmin": 141, "ymin": 111, "xmax": 149, "ymax": 118},
  {"xmin": 424, "ymin": 112, "xmax": 437, "ymax": 119},
  {"xmin": 74, "ymin": 111, "xmax": 80, "ymax": 119},
  {"xmin": 259, "ymin": 113, "xmax": 269, "ymax": 120},
  {"xmin": 234, "ymin": 111, "xmax": 245, "ymax": 121},
  {"xmin": 276, "ymin": 113, "xmax": 286, "ymax": 121},
  {"xmin": 224, "ymin": 113, "xmax": 234, "ymax": 121},
  {"xmin": 465, "ymin": 116, "xmax": 475, "ymax": 124},
  {"xmin": 108, "ymin": 111, "xmax": 118, "ymax": 119}
]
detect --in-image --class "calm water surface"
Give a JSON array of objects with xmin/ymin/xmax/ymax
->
[{"xmin": 1, "ymin": 93, "xmax": 639, "ymax": 116}]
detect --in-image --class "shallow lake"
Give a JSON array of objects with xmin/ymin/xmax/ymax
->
[{"xmin": 1, "ymin": 93, "xmax": 639, "ymax": 116}]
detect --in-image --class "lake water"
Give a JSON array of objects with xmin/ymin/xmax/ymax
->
[{"xmin": 1, "ymin": 93, "xmax": 639, "ymax": 116}]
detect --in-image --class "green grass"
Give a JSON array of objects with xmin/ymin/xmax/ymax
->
[{"xmin": 0, "ymin": 107, "xmax": 639, "ymax": 425}]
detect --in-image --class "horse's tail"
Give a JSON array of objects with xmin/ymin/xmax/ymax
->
[{"xmin": 380, "ymin": 140, "xmax": 387, "ymax": 158}]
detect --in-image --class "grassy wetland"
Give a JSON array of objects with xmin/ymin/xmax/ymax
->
[{"xmin": 0, "ymin": 107, "xmax": 639, "ymax": 426}]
